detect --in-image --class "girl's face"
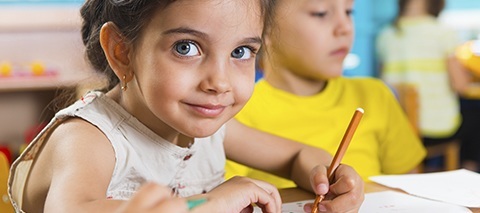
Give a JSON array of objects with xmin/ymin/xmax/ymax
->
[
  {"xmin": 267, "ymin": 0, "xmax": 354, "ymax": 81},
  {"xmin": 125, "ymin": 0, "xmax": 263, "ymax": 140}
]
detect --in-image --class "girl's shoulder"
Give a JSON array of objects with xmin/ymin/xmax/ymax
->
[
  {"xmin": 42, "ymin": 117, "xmax": 114, "ymax": 169},
  {"xmin": 15, "ymin": 117, "xmax": 114, "ymax": 212}
]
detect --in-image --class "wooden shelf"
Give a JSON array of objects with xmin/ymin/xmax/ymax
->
[
  {"xmin": 0, "ymin": 74, "xmax": 88, "ymax": 92},
  {"xmin": 0, "ymin": 5, "xmax": 92, "ymax": 93},
  {"xmin": 0, "ymin": 5, "xmax": 81, "ymax": 32},
  {"xmin": 0, "ymin": 3, "xmax": 94, "ymax": 156}
]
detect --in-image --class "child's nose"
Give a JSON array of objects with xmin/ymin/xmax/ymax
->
[
  {"xmin": 199, "ymin": 60, "xmax": 232, "ymax": 94},
  {"xmin": 334, "ymin": 14, "xmax": 353, "ymax": 36}
]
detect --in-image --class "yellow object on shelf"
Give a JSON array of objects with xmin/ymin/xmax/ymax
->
[
  {"xmin": 30, "ymin": 61, "xmax": 45, "ymax": 76},
  {"xmin": 456, "ymin": 40, "xmax": 480, "ymax": 77},
  {"xmin": 0, "ymin": 62, "xmax": 12, "ymax": 76}
]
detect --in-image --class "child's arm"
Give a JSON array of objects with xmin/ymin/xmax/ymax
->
[
  {"xmin": 41, "ymin": 119, "xmax": 279, "ymax": 213},
  {"xmin": 224, "ymin": 119, "xmax": 364, "ymax": 212}
]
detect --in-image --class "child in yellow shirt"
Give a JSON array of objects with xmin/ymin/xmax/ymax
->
[{"xmin": 226, "ymin": 0, "xmax": 426, "ymax": 187}]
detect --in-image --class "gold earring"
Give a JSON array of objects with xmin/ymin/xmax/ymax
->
[{"xmin": 121, "ymin": 75, "xmax": 128, "ymax": 91}]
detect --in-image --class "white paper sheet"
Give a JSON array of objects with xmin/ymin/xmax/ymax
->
[
  {"xmin": 253, "ymin": 190, "xmax": 471, "ymax": 213},
  {"xmin": 359, "ymin": 191, "xmax": 471, "ymax": 213},
  {"xmin": 369, "ymin": 169, "xmax": 480, "ymax": 208}
]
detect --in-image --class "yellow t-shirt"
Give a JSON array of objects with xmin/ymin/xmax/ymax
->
[{"xmin": 225, "ymin": 77, "xmax": 426, "ymax": 187}]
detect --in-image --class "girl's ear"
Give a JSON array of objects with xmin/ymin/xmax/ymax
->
[{"xmin": 99, "ymin": 22, "xmax": 133, "ymax": 82}]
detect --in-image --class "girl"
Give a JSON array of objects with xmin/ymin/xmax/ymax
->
[
  {"xmin": 377, "ymin": 0, "xmax": 462, "ymax": 147},
  {"xmin": 8, "ymin": 0, "xmax": 364, "ymax": 212},
  {"xmin": 226, "ymin": 0, "xmax": 425, "ymax": 195}
]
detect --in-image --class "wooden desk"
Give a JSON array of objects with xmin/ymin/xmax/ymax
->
[{"xmin": 279, "ymin": 182, "xmax": 480, "ymax": 212}]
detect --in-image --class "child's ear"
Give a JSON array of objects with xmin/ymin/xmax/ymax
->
[{"xmin": 99, "ymin": 22, "xmax": 133, "ymax": 82}]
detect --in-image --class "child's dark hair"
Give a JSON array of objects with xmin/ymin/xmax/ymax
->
[
  {"xmin": 80, "ymin": 0, "xmax": 277, "ymax": 91},
  {"xmin": 394, "ymin": 0, "xmax": 445, "ymax": 32}
]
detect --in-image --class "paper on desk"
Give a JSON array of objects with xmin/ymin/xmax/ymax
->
[
  {"xmin": 253, "ymin": 190, "xmax": 471, "ymax": 213},
  {"xmin": 359, "ymin": 191, "xmax": 471, "ymax": 213},
  {"xmin": 369, "ymin": 169, "xmax": 480, "ymax": 208},
  {"xmin": 253, "ymin": 199, "xmax": 314, "ymax": 213}
]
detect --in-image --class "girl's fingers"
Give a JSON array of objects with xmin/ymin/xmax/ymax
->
[{"xmin": 250, "ymin": 178, "xmax": 283, "ymax": 210}]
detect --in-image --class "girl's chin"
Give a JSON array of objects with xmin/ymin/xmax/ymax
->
[{"xmin": 185, "ymin": 124, "xmax": 224, "ymax": 138}]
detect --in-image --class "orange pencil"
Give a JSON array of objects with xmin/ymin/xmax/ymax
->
[{"xmin": 311, "ymin": 108, "xmax": 364, "ymax": 213}]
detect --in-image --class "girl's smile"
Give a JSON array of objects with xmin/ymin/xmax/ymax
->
[{"xmin": 185, "ymin": 103, "xmax": 228, "ymax": 118}]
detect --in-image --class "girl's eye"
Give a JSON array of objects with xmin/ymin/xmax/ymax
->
[
  {"xmin": 174, "ymin": 41, "xmax": 200, "ymax": 56},
  {"xmin": 231, "ymin": 46, "xmax": 253, "ymax": 59}
]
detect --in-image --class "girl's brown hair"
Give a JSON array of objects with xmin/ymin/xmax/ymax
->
[
  {"xmin": 80, "ymin": 0, "xmax": 277, "ymax": 91},
  {"xmin": 53, "ymin": 0, "xmax": 276, "ymax": 112}
]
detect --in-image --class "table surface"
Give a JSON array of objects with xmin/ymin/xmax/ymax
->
[{"xmin": 279, "ymin": 182, "xmax": 480, "ymax": 212}]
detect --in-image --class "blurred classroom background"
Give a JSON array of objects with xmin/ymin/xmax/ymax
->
[
  {"xmin": 1, "ymin": 0, "xmax": 480, "ymax": 168},
  {"xmin": 0, "ymin": 0, "xmax": 480, "ymax": 210}
]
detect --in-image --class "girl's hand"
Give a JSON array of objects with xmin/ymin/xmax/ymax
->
[
  {"xmin": 198, "ymin": 176, "xmax": 282, "ymax": 213},
  {"xmin": 116, "ymin": 182, "xmax": 189, "ymax": 213},
  {"xmin": 305, "ymin": 164, "xmax": 364, "ymax": 213}
]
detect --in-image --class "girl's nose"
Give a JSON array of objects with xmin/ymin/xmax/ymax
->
[{"xmin": 199, "ymin": 60, "xmax": 232, "ymax": 94}]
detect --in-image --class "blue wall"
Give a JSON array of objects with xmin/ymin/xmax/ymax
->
[
  {"xmin": 344, "ymin": 0, "xmax": 376, "ymax": 77},
  {"xmin": 447, "ymin": 0, "xmax": 480, "ymax": 10},
  {"xmin": 345, "ymin": 0, "xmax": 396, "ymax": 77}
]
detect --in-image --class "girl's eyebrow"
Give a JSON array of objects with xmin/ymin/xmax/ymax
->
[
  {"xmin": 241, "ymin": 37, "xmax": 263, "ymax": 46},
  {"xmin": 163, "ymin": 27, "xmax": 208, "ymax": 39},
  {"xmin": 163, "ymin": 27, "xmax": 262, "ymax": 46}
]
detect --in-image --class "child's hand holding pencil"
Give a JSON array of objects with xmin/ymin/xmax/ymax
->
[{"xmin": 308, "ymin": 108, "xmax": 365, "ymax": 213}]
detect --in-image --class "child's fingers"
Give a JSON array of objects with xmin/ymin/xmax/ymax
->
[
  {"xmin": 310, "ymin": 165, "xmax": 330, "ymax": 195},
  {"xmin": 329, "ymin": 165, "xmax": 364, "ymax": 196},
  {"xmin": 317, "ymin": 194, "xmax": 363, "ymax": 213},
  {"xmin": 241, "ymin": 180, "xmax": 280, "ymax": 213},
  {"xmin": 305, "ymin": 165, "xmax": 364, "ymax": 213},
  {"xmin": 303, "ymin": 193, "xmax": 361, "ymax": 213},
  {"xmin": 250, "ymin": 178, "xmax": 283, "ymax": 210},
  {"xmin": 329, "ymin": 175, "xmax": 356, "ymax": 196},
  {"xmin": 206, "ymin": 176, "xmax": 281, "ymax": 212},
  {"xmin": 321, "ymin": 165, "xmax": 364, "ymax": 213}
]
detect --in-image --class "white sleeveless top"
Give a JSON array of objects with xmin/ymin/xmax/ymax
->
[{"xmin": 9, "ymin": 91, "xmax": 226, "ymax": 211}]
